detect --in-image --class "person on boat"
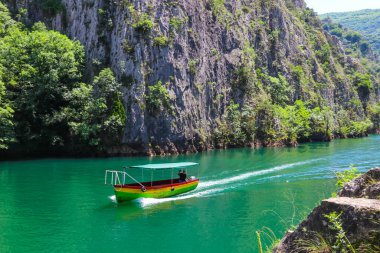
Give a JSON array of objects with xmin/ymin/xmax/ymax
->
[{"xmin": 178, "ymin": 169, "xmax": 187, "ymax": 182}]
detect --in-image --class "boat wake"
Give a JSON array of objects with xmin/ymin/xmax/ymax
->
[
  {"xmin": 109, "ymin": 195, "xmax": 117, "ymax": 203},
  {"xmin": 137, "ymin": 187, "xmax": 226, "ymax": 207},
  {"xmin": 197, "ymin": 159, "xmax": 319, "ymax": 190},
  {"xmin": 136, "ymin": 159, "xmax": 319, "ymax": 207}
]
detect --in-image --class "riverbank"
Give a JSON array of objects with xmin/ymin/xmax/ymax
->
[
  {"xmin": 274, "ymin": 168, "xmax": 380, "ymax": 252},
  {"xmin": 0, "ymin": 133, "xmax": 374, "ymax": 161}
]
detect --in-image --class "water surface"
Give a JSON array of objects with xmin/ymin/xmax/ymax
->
[{"xmin": 1, "ymin": 135, "xmax": 379, "ymax": 253}]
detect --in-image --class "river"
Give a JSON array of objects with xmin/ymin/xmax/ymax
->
[{"xmin": 1, "ymin": 135, "xmax": 379, "ymax": 253}]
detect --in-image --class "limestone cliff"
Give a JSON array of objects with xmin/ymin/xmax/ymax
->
[{"xmin": 4, "ymin": 0, "xmax": 379, "ymax": 155}]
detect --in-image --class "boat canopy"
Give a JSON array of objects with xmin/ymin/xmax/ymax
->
[{"xmin": 129, "ymin": 162, "xmax": 198, "ymax": 170}]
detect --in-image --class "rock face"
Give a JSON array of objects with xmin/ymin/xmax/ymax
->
[
  {"xmin": 4, "ymin": 0, "xmax": 379, "ymax": 154},
  {"xmin": 274, "ymin": 168, "xmax": 380, "ymax": 253},
  {"xmin": 339, "ymin": 168, "xmax": 380, "ymax": 199}
]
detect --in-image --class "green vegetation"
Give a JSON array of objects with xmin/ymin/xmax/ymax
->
[
  {"xmin": 296, "ymin": 212, "xmax": 356, "ymax": 253},
  {"xmin": 69, "ymin": 69, "xmax": 126, "ymax": 147},
  {"xmin": 256, "ymin": 228, "xmax": 279, "ymax": 253},
  {"xmin": 169, "ymin": 17, "xmax": 184, "ymax": 31},
  {"xmin": 37, "ymin": 0, "xmax": 65, "ymax": 15},
  {"xmin": 0, "ymin": 1, "xmax": 379, "ymax": 156},
  {"xmin": 145, "ymin": 81, "xmax": 172, "ymax": 115},
  {"xmin": 213, "ymin": 95, "xmax": 376, "ymax": 148},
  {"xmin": 289, "ymin": 167, "xmax": 379, "ymax": 252},
  {"xmin": 188, "ymin": 59, "xmax": 197, "ymax": 75},
  {"xmin": 209, "ymin": 0, "xmax": 232, "ymax": 25},
  {"xmin": 0, "ymin": 75, "xmax": 14, "ymax": 149},
  {"xmin": 336, "ymin": 167, "xmax": 361, "ymax": 189},
  {"xmin": 123, "ymin": 39, "xmax": 135, "ymax": 55},
  {"xmin": 132, "ymin": 13, "xmax": 153, "ymax": 33},
  {"xmin": 321, "ymin": 18, "xmax": 378, "ymax": 61},
  {"xmin": 0, "ymin": 3, "xmax": 125, "ymax": 154},
  {"xmin": 153, "ymin": 36, "xmax": 169, "ymax": 47},
  {"xmin": 368, "ymin": 103, "xmax": 380, "ymax": 131},
  {"xmin": 353, "ymin": 72, "xmax": 373, "ymax": 101},
  {"xmin": 320, "ymin": 9, "xmax": 380, "ymax": 54},
  {"xmin": 324, "ymin": 212, "xmax": 356, "ymax": 252},
  {"xmin": 208, "ymin": 4, "xmax": 380, "ymax": 149}
]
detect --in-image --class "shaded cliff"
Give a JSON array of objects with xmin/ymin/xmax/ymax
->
[{"xmin": 2, "ymin": 0, "xmax": 380, "ymax": 156}]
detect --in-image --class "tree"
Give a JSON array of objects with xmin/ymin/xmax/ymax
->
[
  {"xmin": 353, "ymin": 72, "xmax": 373, "ymax": 102},
  {"xmin": 145, "ymin": 81, "xmax": 172, "ymax": 115},
  {"xmin": 92, "ymin": 68, "xmax": 126, "ymax": 146},
  {"xmin": 68, "ymin": 69, "xmax": 126, "ymax": 148},
  {"xmin": 0, "ymin": 66, "xmax": 14, "ymax": 149},
  {"xmin": 310, "ymin": 106, "xmax": 334, "ymax": 141},
  {"xmin": 0, "ymin": 4, "xmax": 125, "ymax": 154},
  {"xmin": 0, "ymin": 2, "xmax": 16, "ymax": 36},
  {"xmin": 226, "ymin": 101, "xmax": 246, "ymax": 146},
  {"xmin": 367, "ymin": 103, "xmax": 380, "ymax": 132},
  {"xmin": 0, "ymin": 24, "xmax": 85, "ymax": 149},
  {"xmin": 345, "ymin": 31, "xmax": 361, "ymax": 43}
]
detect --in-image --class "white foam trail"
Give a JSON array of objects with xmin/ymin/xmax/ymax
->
[
  {"xmin": 109, "ymin": 195, "xmax": 117, "ymax": 203},
  {"xmin": 117, "ymin": 159, "xmax": 319, "ymax": 207},
  {"xmin": 138, "ymin": 187, "xmax": 225, "ymax": 207},
  {"xmin": 197, "ymin": 160, "xmax": 318, "ymax": 190}
]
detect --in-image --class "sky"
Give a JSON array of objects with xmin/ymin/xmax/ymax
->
[{"xmin": 304, "ymin": 0, "xmax": 380, "ymax": 14}]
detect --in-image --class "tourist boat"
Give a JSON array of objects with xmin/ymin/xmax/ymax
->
[{"xmin": 105, "ymin": 162, "xmax": 200, "ymax": 202}]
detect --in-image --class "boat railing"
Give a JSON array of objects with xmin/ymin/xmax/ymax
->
[{"xmin": 105, "ymin": 170, "xmax": 146, "ymax": 190}]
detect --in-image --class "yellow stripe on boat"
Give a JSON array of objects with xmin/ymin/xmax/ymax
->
[{"xmin": 114, "ymin": 180, "xmax": 199, "ymax": 202}]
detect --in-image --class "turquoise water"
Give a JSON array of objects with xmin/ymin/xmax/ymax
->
[{"xmin": 1, "ymin": 135, "xmax": 380, "ymax": 253}]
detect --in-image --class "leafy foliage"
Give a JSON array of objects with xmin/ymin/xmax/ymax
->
[
  {"xmin": 0, "ymin": 2, "xmax": 16, "ymax": 36},
  {"xmin": 36, "ymin": 0, "xmax": 65, "ymax": 15},
  {"xmin": 324, "ymin": 212, "xmax": 356, "ymax": 252},
  {"xmin": 322, "ymin": 18, "xmax": 378, "ymax": 59},
  {"xmin": 0, "ymin": 23, "xmax": 85, "ymax": 148},
  {"xmin": 68, "ymin": 69, "xmax": 126, "ymax": 147},
  {"xmin": 367, "ymin": 103, "xmax": 380, "ymax": 131},
  {"xmin": 132, "ymin": 13, "xmax": 153, "ymax": 33},
  {"xmin": 336, "ymin": 167, "xmax": 361, "ymax": 189},
  {"xmin": 153, "ymin": 36, "xmax": 169, "ymax": 47},
  {"xmin": 320, "ymin": 9, "xmax": 380, "ymax": 54},
  {"xmin": 145, "ymin": 81, "xmax": 172, "ymax": 115},
  {"xmin": 276, "ymin": 100, "xmax": 311, "ymax": 143},
  {"xmin": 352, "ymin": 72, "xmax": 373, "ymax": 100},
  {"xmin": 169, "ymin": 17, "xmax": 184, "ymax": 31},
  {"xmin": 0, "ymin": 70, "xmax": 14, "ymax": 149},
  {"xmin": 0, "ymin": 4, "xmax": 126, "ymax": 153}
]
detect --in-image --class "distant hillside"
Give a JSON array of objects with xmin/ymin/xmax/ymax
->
[{"xmin": 320, "ymin": 9, "xmax": 380, "ymax": 54}]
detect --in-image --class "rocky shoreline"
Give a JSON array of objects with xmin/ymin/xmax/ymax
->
[{"xmin": 274, "ymin": 168, "xmax": 380, "ymax": 253}]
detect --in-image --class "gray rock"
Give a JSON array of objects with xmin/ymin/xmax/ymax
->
[
  {"xmin": 339, "ymin": 168, "xmax": 380, "ymax": 198},
  {"xmin": 274, "ymin": 168, "xmax": 380, "ymax": 253}
]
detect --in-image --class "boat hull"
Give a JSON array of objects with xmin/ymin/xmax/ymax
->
[{"xmin": 114, "ymin": 179, "xmax": 199, "ymax": 202}]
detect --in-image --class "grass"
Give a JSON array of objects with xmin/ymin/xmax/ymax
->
[{"xmin": 256, "ymin": 227, "xmax": 280, "ymax": 253}]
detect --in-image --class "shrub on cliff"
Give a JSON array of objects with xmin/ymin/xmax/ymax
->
[
  {"xmin": 132, "ymin": 13, "xmax": 153, "ymax": 33},
  {"xmin": 145, "ymin": 81, "xmax": 172, "ymax": 116}
]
